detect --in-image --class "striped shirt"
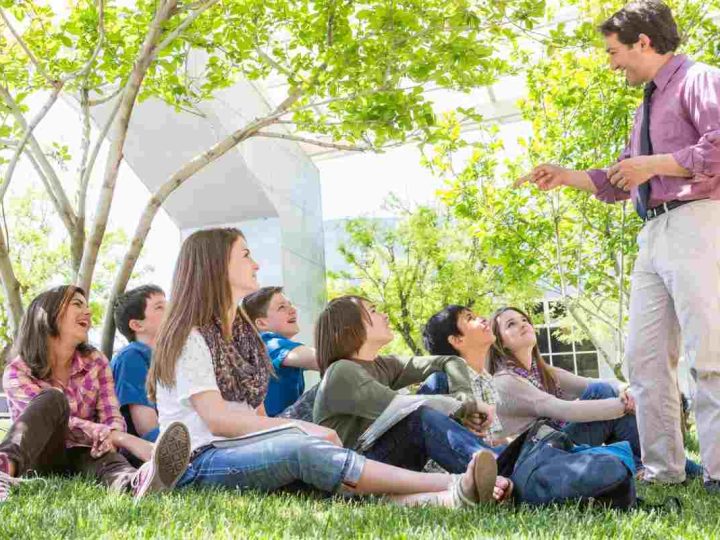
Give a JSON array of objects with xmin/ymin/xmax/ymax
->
[{"xmin": 3, "ymin": 351, "xmax": 126, "ymax": 447}]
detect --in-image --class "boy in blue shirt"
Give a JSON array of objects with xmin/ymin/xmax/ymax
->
[
  {"xmin": 111, "ymin": 285, "xmax": 166, "ymax": 442},
  {"xmin": 243, "ymin": 287, "xmax": 319, "ymax": 417}
]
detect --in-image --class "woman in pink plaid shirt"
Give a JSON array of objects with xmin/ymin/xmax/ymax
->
[{"xmin": 0, "ymin": 285, "xmax": 191, "ymax": 502}]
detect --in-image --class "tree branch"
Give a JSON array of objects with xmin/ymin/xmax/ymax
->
[
  {"xmin": 80, "ymin": 90, "xmax": 124, "ymax": 212},
  {"xmin": 254, "ymin": 47, "xmax": 295, "ymax": 79},
  {"xmin": 79, "ymin": 0, "xmax": 180, "ymax": 293},
  {"xmin": 154, "ymin": 0, "xmax": 221, "ymax": 57},
  {"xmin": 61, "ymin": 0, "xmax": 105, "ymax": 83},
  {"xmin": 254, "ymin": 131, "xmax": 373, "ymax": 152},
  {"xmin": 566, "ymin": 302, "xmax": 625, "ymax": 381},
  {"xmin": 0, "ymin": 8, "xmax": 54, "ymax": 84},
  {"xmin": 88, "ymin": 84, "xmax": 123, "ymax": 106},
  {"xmin": 22, "ymin": 148, "xmax": 64, "ymax": 215},
  {"xmin": 0, "ymin": 86, "xmax": 76, "ymax": 232},
  {"xmin": 0, "ymin": 83, "xmax": 63, "ymax": 202}
]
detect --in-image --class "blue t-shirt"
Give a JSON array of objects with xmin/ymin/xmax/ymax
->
[
  {"xmin": 110, "ymin": 341, "xmax": 159, "ymax": 442},
  {"xmin": 262, "ymin": 332, "xmax": 305, "ymax": 417}
]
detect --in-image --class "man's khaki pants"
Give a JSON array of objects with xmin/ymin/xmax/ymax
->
[{"xmin": 627, "ymin": 199, "xmax": 720, "ymax": 483}]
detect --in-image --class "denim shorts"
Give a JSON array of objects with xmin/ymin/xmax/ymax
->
[{"xmin": 177, "ymin": 433, "xmax": 366, "ymax": 493}]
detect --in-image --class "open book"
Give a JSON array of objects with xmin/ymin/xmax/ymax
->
[
  {"xmin": 211, "ymin": 423, "xmax": 307, "ymax": 449},
  {"xmin": 356, "ymin": 395, "xmax": 462, "ymax": 452}
]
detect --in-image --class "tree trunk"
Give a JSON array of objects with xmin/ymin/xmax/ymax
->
[
  {"xmin": 567, "ymin": 303, "xmax": 626, "ymax": 382},
  {"xmin": 78, "ymin": 0, "xmax": 179, "ymax": 293},
  {"xmin": 70, "ymin": 224, "xmax": 85, "ymax": 278},
  {"xmin": 0, "ymin": 229, "xmax": 23, "ymax": 333}
]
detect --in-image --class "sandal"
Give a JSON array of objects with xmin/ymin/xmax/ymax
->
[{"xmin": 451, "ymin": 450, "xmax": 497, "ymax": 507}]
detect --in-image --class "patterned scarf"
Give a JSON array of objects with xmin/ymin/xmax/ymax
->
[
  {"xmin": 197, "ymin": 310, "xmax": 271, "ymax": 408},
  {"xmin": 510, "ymin": 357, "xmax": 563, "ymax": 399}
]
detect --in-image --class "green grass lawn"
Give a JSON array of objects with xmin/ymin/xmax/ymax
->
[{"xmin": 0, "ymin": 422, "xmax": 717, "ymax": 539}]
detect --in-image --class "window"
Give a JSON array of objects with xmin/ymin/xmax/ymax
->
[{"xmin": 534, "ymin": 301, "xmax": 600, "ymax": 378}]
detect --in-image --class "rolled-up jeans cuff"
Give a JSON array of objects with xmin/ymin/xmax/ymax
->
[{"xmin": 340, "ymin": 450, "xmax": 366, "ymax": 489}]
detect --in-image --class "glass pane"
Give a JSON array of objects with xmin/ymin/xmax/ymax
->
[
  {"xmin": 550, "ymin": 328, "xmax": 574, "ymax": 353},
  {"xmin": 537, "ymin": 327, "xmax": 550, "ymax": 354},
  {"xmin": 575, "ymin": 338, "xmax": 596, "ymax": 352},
  {"xmin": 541, "ymin": 354, "xmax": 552, "ymax": 366},
  {"xmin": 576, "ymin": 353, "xmax": 600, "ymax": 378},
  {"xmin": 550, "ymin": 354, "xmax": 575, "ymax": 374}
]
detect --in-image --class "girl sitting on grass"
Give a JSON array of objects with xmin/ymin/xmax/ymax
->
[
  {"xmin": 0, "ymin": 285, "xmax": 191, "ymax": 503},
  {"xmin": 148, "ymin": 227, "xmax": 511, "ymax": 507},
  {"xmin": 488, "ymin": 306, "xmax": 702, "ymax": 479}
]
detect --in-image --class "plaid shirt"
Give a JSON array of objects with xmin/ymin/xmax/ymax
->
[
  {"xmin": 470, "ymin": 368, "xmax": 503, "ymax": 436},
  {"xmin": 2, "ymin": 351, "xmax": 126, "ymax": 447}
]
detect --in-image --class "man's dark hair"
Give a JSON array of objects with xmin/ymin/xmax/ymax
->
[
  {"xmin": 243, "ymin": 286, "xmax": 284, "ymax": 324},
  {"xmin": 422, "ymin": 305, "xmax": 469, "ymax": 356},
  {"xmin": 600, "ymin": 1, "xmax": 680, "ymax": 54},
  {"xmin": 114, "ymin": 284, "xmax": 164, "ymax": 342}
]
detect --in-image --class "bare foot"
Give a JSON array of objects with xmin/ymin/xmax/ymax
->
[{"xmin": 494, "ymin": 476, "xmax": 513, "ymax": 502}]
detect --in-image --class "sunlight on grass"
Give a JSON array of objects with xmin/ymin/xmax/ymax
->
[{"xmin": 0, "ymin": 475, "xmax": 718, "ymax": 539}]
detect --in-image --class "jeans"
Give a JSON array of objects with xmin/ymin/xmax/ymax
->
[
  {"xmin": 417, "ymin": 372, "xmax": 450, "ymax": 395},
  {"xmin": 177, "ymin": 433, "xmax": 365, "ymax": 493},
  {"xmin": 364, "ymin": 406, "xmax": 499, "ymax": 474},
  {"xmin": 562, "ymin": 382, "xmax": 702, "ymax": 476},
  {"xmin": 0, "ymin": 389, "xmax": 138, "ymax": 491}
]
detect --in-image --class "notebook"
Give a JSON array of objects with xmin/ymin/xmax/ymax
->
[{"xmin": 211, "ymin": 423, "xmax": 307, "ymax": 449}]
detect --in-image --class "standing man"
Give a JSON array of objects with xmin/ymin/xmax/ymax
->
[{"xmin": 529, "ymin": 0, "xmax": 720, "ymax": 491}]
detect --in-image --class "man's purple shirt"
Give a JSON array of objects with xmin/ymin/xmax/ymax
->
[{"xmin": 587, "ymin": 54, "xmax": 720, "ymax": 207}]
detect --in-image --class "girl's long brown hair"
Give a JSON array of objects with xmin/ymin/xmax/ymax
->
[
  {"xmin": 488, "ymin": 306, "xmax": 558, "ymax": 395},
  {"xmin": 14, "ymin": 285, "xmax": 95, "ymax": 380},
  {"xmin": 315, "ymin": 295, "xmax": 371, "ymax": 375},
  {"xmin": 148, "ymin": 227, "xmax": 252, "ymax": 401}
]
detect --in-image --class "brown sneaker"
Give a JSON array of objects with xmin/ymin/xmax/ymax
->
[{"xmin": 132, "ymin": 421, "xmax": 191, "ymax": 500}]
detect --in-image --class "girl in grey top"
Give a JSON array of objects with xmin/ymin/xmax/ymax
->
[{"xmin": 488, "ymin": 306, "xmax": 702, "ymax": 477}]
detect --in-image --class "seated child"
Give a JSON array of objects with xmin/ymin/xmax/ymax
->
[
  {"xmin": 111, "ymin": 285, "xmax": 166, "ymax": 441},
  {"xmin": 0, "ymin": 285, "xmax": 190, "ymax": 503},
  {"xmin": 243, "ymin": 286, "xmax": 319, "ymax": 417},
  {"xmin": 422, "ymin": 305, "xmax": 506, "ymax": 445},
  {"xmin": 488, "ymin": 306, "xmax": 702, "ymax": 477},
  {"xmin": 313, "ymin": 296, "xmax": 499, "ymax": 474}
]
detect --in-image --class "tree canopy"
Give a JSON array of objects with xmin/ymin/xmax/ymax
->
[{"xmin": 0, "ymin": 0, "xmax": 544, "ymax": 354}]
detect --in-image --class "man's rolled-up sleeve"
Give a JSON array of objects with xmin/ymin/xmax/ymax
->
[
  {"xmin": 672, "ymin": 69, "xmax": 720, "ymax": 178},
  {"xmin": 586, "ymin": 141, "xmax": 633, "ymax": 203}
]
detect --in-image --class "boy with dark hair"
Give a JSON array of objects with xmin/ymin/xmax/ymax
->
[
  {"xmin": 422, "ymin": 306, "xmax": 504, "ymax": 442},
  {"xmin": 111, "ymin": 285, "xmax": 166, "ymax": 442},
  {"xmin": 243, "ymin": 286, "xmax": 319, "ymax": 417}
]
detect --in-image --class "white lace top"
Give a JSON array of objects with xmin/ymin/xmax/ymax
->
[{"xmin": 156, "ymin": 329, "xmax": 253, "ymax": 452}]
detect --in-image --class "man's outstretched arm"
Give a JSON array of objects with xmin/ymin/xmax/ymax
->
[{"xmin": 529, "ymin": 164, "xmax": 598, "ymax": 193}]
